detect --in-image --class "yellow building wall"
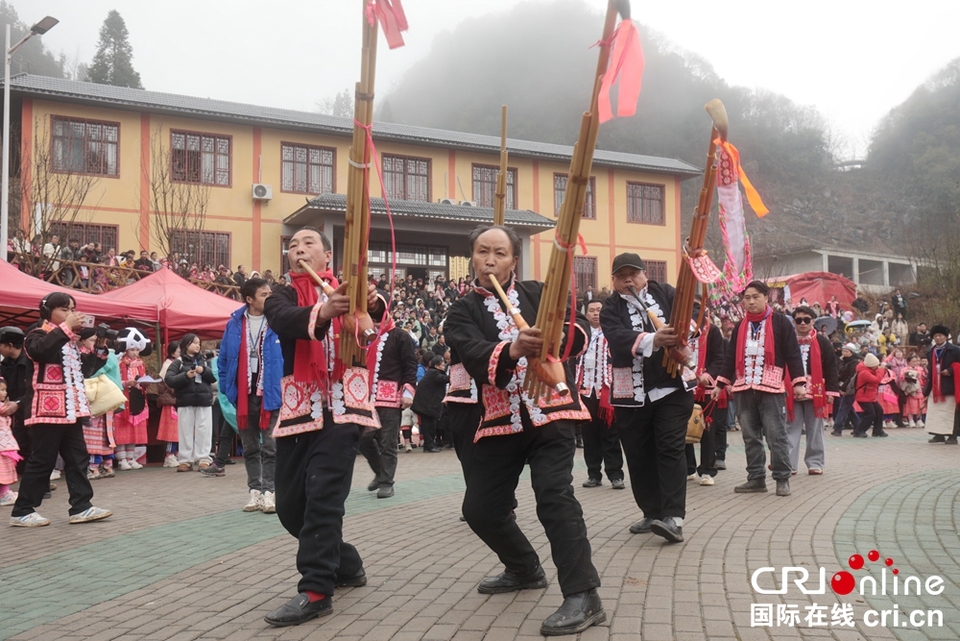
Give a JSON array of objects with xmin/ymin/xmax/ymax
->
[{"xmin": 20, "ymin": 97, "xmax": 684, "ymax": 285}]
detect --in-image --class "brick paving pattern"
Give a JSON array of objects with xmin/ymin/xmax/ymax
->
[{"xmin": 2, "ymin": 428, "xmax": 958, "ymax": 640}]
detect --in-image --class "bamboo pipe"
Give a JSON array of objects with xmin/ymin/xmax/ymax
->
[
  {"xmin": 488, "ymin": 274, "xmax": 569, "ymax": 398},
  {"xmin": 298, "ymin": 259, "xmax": 376, "ymax": 340},
  {"xmin": 493, "ymin": 105, "xmax": 508, "ymax": 227}
]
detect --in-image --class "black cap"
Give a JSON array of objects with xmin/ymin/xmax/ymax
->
[
  {"xmin": 0, "ymin": 326, "xmax": 24, "ymax": 341},
  {"xmin": 611, "ymin": 252, "xmax": 645, "ymax": 274}
]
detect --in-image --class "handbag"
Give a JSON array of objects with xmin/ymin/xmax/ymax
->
[
  {"xmin": 157, "ymin": 382, "xmax": 177, "ymax": 407},
  {"xmin": 85, "ymin": 375, "xmax": 127, "ymax": 417},
  {"xmin": 686, "ymin": 403, "xmax": 705, "ymax": 444}
]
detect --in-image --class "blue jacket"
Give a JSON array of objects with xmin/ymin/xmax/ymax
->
[{"xmin": 218, "ymin": 305, "xmax": 282, "ymax": 412}]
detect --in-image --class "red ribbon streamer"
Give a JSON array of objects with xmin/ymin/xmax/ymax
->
[
  {"xmin": 365, "ymin": 0, "xmax": 408, "ymax": 49},
  {"xmin": 598, "ymin": 20, "xmax": 644, "ymax": 124}
]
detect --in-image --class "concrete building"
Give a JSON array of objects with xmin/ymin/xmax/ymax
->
[
  {"xmin": 6, "ymin": 74, "xmax": 699, "ymax": 288},
  {"xmin": 753, "ymin": 245, "xmax": 917, "ymax": 294}
]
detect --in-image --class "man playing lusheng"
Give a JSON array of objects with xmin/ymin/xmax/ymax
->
[
  {"xmin": 262, "ymin": 227, "xmax": 384, "ymax": 626},
  {"xmin": 444, "ymin": 224, "xmax": 604, "ymax": 636}
]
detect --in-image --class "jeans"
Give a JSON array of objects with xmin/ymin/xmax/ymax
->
[
  {"xmin": 238, "ymin": 394, "xmax": 277, "ymax": 493},
  {"xmin": 360, "ymin": 407, "xmax": 400, "ymax": 487},
  {"xmin": 734, "ymin": 390, "xmax": 791, "ymax": 482},
  {"xmin": 786, "ymin": 399, "xmax": 824, "ymax": 471},
  {"xmin": 833, "ymin": 395, "xmax": 860, "ymax": 432}
]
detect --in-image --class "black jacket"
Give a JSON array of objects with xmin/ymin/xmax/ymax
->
[
  {"xmin": 924, "ymin": 342, "xmax": 960, "ymax": 397},
  {"xmin": 0, "ymin": 349, "xmax": 33, "ymax": 427},
  {"xmin": 838, "ymin": 353, "xmax": 860, "ymax": 394},
  {"xmin": 412, "ymin": 368, "xmax": 449, "ymax": 419},
  {"xmin": 165, "ymin": 354, "xmax": 216, "ymax": 407}
]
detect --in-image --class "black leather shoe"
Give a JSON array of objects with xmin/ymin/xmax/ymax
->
[
  {"xmin": 650, "ymin": 516, "xmax": 684, "ymax": 543},
  {"xmin": 929, "ymin": 435, "xmax": 946, "ymax": 443},
  {"xmin": 367, "ymin": 478, "xmax": 379, "ymax": 492},
  {"xmin": 477, "ymin": 565, "xmax": 547, "ymax": 594},
  {"xmin": 853, "ymin": 432, "xmax": 868, "ymax": 438},
  {"xmin": 264, "ymin": 593, "xmax": 332, "ymax": 627},
  {"xmin": 874, "ymin": 432, "xmax": 889, "ymax": 438},
  {"xmin": 376, "ymin": 485, "xmax": 394, "ymax": 498},
  {"xmin": 946, "ymin": 436, "xmax": 958, "ymax": 444},
  {"xmin": 628, "ymin": 517, "xmax": 654, "ymax": 534},
  {"xmin": 830, "ymin": 430, "xmax": 843, "ymax": 436},
  {"xmin": 734, "ymin": 479, "xmax": 767, "ymax": 493},
  {"xmin": 540, "ymin": 588, "xmax": 605, "ymax": 636},
  {"xmin": 582, "ymin": 478, "xmax": 602, "ymax": 488},
  {"xmin": 336, "ymin": 568, "xmax": 367, "ymax": 588}
]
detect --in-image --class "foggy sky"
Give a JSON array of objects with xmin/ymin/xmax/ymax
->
[{"xmin": 26, "ymin": 0, "xmax": 960, "ymax": 158}]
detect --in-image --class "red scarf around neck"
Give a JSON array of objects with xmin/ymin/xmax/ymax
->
[
  {"xmin": 786, "ymin": 330, "xmax": 827, "ymax": 421},
  {"xmin": 735, "ymin": 306, "xmax": 775, "ymax": 382},
  {"xmin": 236, "ymin": 313, "xmax": 271, "ymax": 431},
  {"xmin": 289, "ymin": 269, "xmax": 340, "ymax": 389}
]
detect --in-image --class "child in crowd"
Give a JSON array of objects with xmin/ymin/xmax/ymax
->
[
  {"xmin": 80, "ymin": 329, "xmax": 118, "ymax": 479},
  {"xmin": 400, "ymin": 406, "xmax": 417, "ymax": 452},
  {"xmin": 0, "ymin": 378, "xmax": 21, "ymax": 506},
  {"xmin": 164, "ymin": 333, "xmax": 216, "ymax": 472},
  {"xmin": 900, "ymin": 355, "xmax": 927, "ymax": 428},
  {"xmin": 113, "ymin": 339, "xmax": 149, "ymax": 470},
  {"xmin": 157, "ymin": 342, "xmax": 181, "ymax": 467}
]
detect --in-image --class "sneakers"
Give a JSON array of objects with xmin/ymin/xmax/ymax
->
[
  {"xmin": 405, "ymin": 443, "xmax": 413, "ymax": 452},
  {"xmin": 198, "ymin": 461, "xmax": 211, "ymax": 471},
  {"xmin": 735, "ymin": 478, "xmax": 768, "ymax": 493},
  {"xmin": 908, "ymin": 419, "xmax": 917, "ymax": 428},
  {"xmin": 69, "ymin": 506, "xmax": 113, "ymax": 524},
  {"xmin": 0, "ymin": 491, "xmax": 17, "ymax": 506},
  {"xmin": 176, "ymin": 463, "xmax": 192, "ymax": 472},
  {"xmin": 163, "ymin": 453, "xmax": 180, "ymax": 468},
  {"xmin": 99, "ymin": 464, "xmax": 115, "ymax": 478},
  {"xmin": 377, "ymin": 485, "xmax": 394, "ymax": 499},
  {"xmin": 714, "ymin": 459, "xmax": 726, "ymax": 470},
  {"xmin": 260, "ymin": 491, "xmax": 276, "ymax": 514},
  {"xmin": 582, "ymin": 478, "xmax": 602, "ymax": 488},
  {"xmin": 699, "ymin": 475, "xmax": 715, "ymax": 486},
  {"xmin": 244, "ymin": 490, "xmax": 262, "ymax": 512},
  {"xmin": 11, "ymin": 512, "xmax": 50, "ymax": 527},
  {"xmin": 200, "ymin": 463, "xmax": 226, "ymax": 477},
  {"xmin": 118, "ymin": 459, "xmax": 132, "ymax": 471},
  {"xmin": 917, "ymin": 420, "xmax": 926, "ymax": 429},
  {"xmin": 128, "ymin": 459, "xmax": 143, "ymax": 470},
  {"xmin": 687, "ymin": 473, "xmax": 698, "ymax": 482},
  {"xmin": 50, "ymin": 469, "xmax": 61, "ymax": 481},
  {"xmin": 611, "ymin": 479, "xmax": 625, "ymax": 490},
  {"xmin": 87, "ymin": 466, "xmax": 101, "ymax": 480}
]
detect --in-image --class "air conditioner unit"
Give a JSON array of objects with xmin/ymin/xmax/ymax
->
[
  {"xmin": 438, "ymin": 198, "xmax": 457, "ymax": 206},
  {"xmin": 252, "ymin": 184, "xmax": 273, "ymax": 200},
  {"xmin": 460, "ymin": 200, "xmax": 478, "ymax": 207}
]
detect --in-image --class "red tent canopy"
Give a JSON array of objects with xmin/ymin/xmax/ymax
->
[
  {"xmin": 100, "ymin": 268, "xmax": 240, "ymax": 341},
  {"xmin": 0, "ymin": 260, "xmax": 159, "ymax": 328},
  {"xmin": 765, "ymin": 271, "xmax": 857, "ymax": 309}
]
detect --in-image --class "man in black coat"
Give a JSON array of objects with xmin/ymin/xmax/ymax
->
[
  {"xmin": 444, "ymin": 224, "xmax": 604, "ymax": 636},
  {"xmin": 411, "ymin": 354, "xmax": 448, "ymax": 453},
  {"xmin": 714, "ymin": 281, "xmax": 806, "ymax": 497},
  {"xmin": 0, "ymin": 327, "xmax": 32, "ymax": 475},
  {"xmin": 600, "ymin": 253, "xmax": 694, "ymax": 542},
  {"xmin": 832, "ymin": 343, "xmax": 862, "ymax": 435},
  {"xmin": 924, "ymin": 325, "xmax": 960, "ymax": 444},
  {"xmin": 361, "ymin": 319, "xmax": 418, "ymax": 498}
]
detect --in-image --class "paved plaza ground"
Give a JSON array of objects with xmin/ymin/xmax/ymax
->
[{"xmin": 3, "ymin": 427, "xmax": 960, "ymax": 641}]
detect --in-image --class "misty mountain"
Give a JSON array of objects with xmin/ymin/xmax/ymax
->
[{"xmin": 380, "ymin": 0, "xmax": 919, "ymax": 261}]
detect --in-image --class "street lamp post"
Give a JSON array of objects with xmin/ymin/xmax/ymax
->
[{"xmin": 2, "ymin": 15, "xmax": 58, "ymax": 262}]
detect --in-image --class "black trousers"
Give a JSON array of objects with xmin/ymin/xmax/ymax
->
[
  {"xmin": 12, "ymin": 421, "xmax": 31, "ymax": 476},
  {"xmin": 275, "ymin": 415, "xmax": 364, "ymax": 596},
  {"xmin": 713, "ymin": 400, "xmax": 729, "ymax": 461},
  {"xmin": 854, "ymin": 401, "xmax": 884, "ymax": 436},
  {"xmin": 462, "ymin": 418, "xmax": 600, "ymax": 597},
  {"xmin": 686, "ymin": 400, "xmax": 718, "ymax": 477},
  {"xmin": 12, "ymin": 420, "xmax": 93, "ymax": 517},
  {"xmin": 417, "ymin": 413, "xmax": 439, "ymax": 450},
  {"xmin": 580, "ymin": 393, "xmax": 624, "ymax": 482},
  {"xmin": 359, "ymin": 407, "xmax": 401, "ymax": 487},
  {"xmin": 616, "ymin": 390, "xmax": 693, "ymax": 520},
  {"xmin": 448, "ymin": 402, "xmax": 481, "ymax": 483}
]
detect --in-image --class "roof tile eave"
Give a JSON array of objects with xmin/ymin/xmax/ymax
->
[{"xmin": 10, "ymin": 74, "xmax": 698, "ymax": 176}]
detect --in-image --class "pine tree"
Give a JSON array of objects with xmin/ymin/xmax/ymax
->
[{"xmin": 88, "ymin": 10, "xmax": 142, "ymax": 89}]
